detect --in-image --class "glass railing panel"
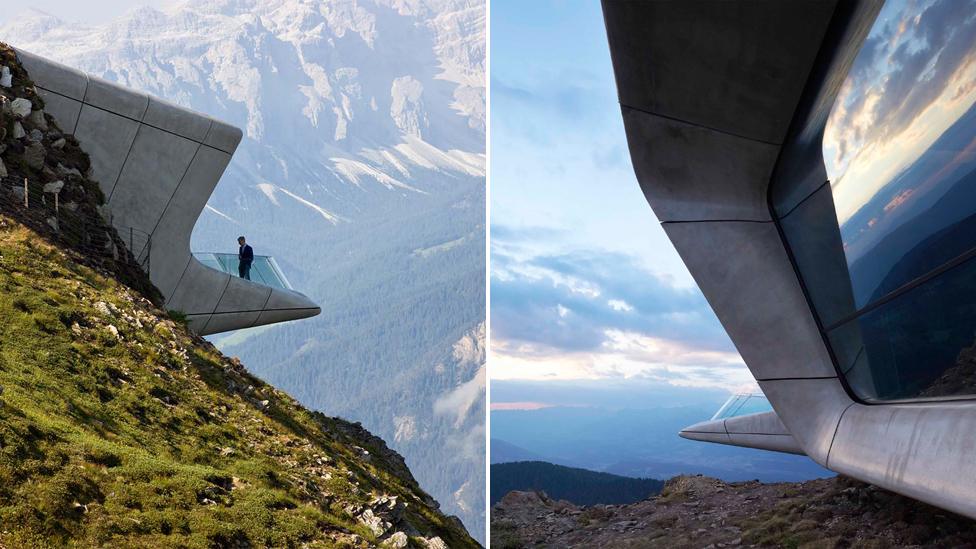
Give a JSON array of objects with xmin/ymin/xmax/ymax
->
[
  {"xmin": 711, "ymin": 393, "xmax": 772, "ymax": 420},
  {"xmin": 192, "ymin": 252, "xmax": 292, "ymax": 290}
]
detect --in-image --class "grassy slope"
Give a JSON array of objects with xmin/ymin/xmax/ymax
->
[{"xmin": 0, "ymin": 216, "xmax": 477, "ymax": 548}]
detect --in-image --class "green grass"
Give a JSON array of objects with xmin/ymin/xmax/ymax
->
[{"xmin": 0, "ymin": 218, "xmax": 476, "ymax": 548}]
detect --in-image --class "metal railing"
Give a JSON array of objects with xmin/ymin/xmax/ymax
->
[
  {"xmin": 193, "ymin": 252, "xmax": 293, "ymax": 290},
  {"xmin": 0, "ymin": 174, "xmax": 159, "ymax": 302}
]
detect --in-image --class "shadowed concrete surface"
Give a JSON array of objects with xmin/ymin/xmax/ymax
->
[
  {"xmin": 604, "ymin": 0, "xmax": 976, "ymax": 521},
  {"xmin": 15, "ymin": 48, "xmax": 320, "ymax": 335}
]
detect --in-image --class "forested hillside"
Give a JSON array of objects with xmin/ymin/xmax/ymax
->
[{"xmin": 490, "ymin": 462, "xmax": 664, "ymax": 506}]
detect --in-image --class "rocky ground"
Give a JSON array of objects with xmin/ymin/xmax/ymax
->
[{"xmin": 491, "ymin": 474, "xmax": 976, "ymax": 548}]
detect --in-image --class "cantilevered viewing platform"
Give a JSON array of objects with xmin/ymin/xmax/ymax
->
[{"xmin": 13, "ymin": 48, "xmax": 320, "ymax": 335}]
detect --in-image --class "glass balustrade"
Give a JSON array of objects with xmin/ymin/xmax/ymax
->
[
  {"xmin": 193, "ymin": 252, "xmax": 293, "ymax": 290},
  {"xmin": 710, "ymin": 393, "xmax": 772, "ymax": 421}
]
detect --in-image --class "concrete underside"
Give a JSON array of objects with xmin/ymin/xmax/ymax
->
[
  {"xmin": 603, "ymin": 0, "xmax": 976, "ymax": 520},
  {"xmin": 14, "ymin": 48, "xmax": 320, "ymax": 335}
]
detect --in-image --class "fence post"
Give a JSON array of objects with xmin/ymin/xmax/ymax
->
[{"xmin": 23, "ymin": 178, "xmax": 27, "ymax": 208}]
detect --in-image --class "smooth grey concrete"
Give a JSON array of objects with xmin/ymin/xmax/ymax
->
[
  {"xmin": 603, "ymin": 0, "xmax": 976, "ymax": 522},
  {"xmin": 255, "ymin": 305, "xmax": 321, "ymax": 327},
  {"xmin": 109, "ymin": 124, "xmax": 199, "ymax": 230},
  {"xmin": 680, "ymin": 411, "xmax": 804, "ymax": 455},
  {"xmin": 603, "ymin": 0, "xmax": 836, "ymax": 145},
  {"xmin": 85, "ymin": 74, "xmax": 149, "ymax": 120},
  {"xmin": 150, "ymin": 146, "xmax": 232, "ymax": 297},
  {"xmin": 73, "ymin": 105, "xmax": 141, "ymax": 195},
  {"xmin": 16, "ymin": 49, "xmax": 87, "ymax": 99},
  {"xmin": 15, "ymin": 48, "xmax": 321, "ymax": 335},
  {"xmin": 202, "ymin": 311, "xmax": 264, "ymax": 335},
  {"xmin": 167, "ymin": 258, "xmax": 228, "ymax": 315},
  {"xmin": 144, "ymin": 97, "xmax": 212, "ymax": 142},
  {"xmin": 622, "ymin": 107, "xmax": 778, "ymax": 222},
  {"xmin": 214, "ymin": 275, "xmax": 273, "ymax": 314},
  {"xmin": 204, "ymin": 120, "xmax": 243, "ymax": 154},
  {"xmin": 829, "ymin": 401, "xmax": 976, "ymax": 518},
  {"xmin": 758, "ymin": 379, "xmax": 851, "ymax": 466},
  {"xmin": 662, "ymin": 220, "xmax": 836, "ymax": 380}
]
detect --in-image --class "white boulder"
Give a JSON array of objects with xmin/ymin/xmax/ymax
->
[
  {"xmin": 10, "ymin": 98, "xmax": 32, "ymax": 118},
  {"xmin": 29, "ymin": 110, "xmax": 48, "ymax": 130}
]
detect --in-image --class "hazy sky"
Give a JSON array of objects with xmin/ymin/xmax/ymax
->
[
  {"xmin": 0, "ymin": 0, "xmax": 179, "ymax": 25},
  {"xmin": 490, "ymin": 0, "xmax": 752, "ymax": 392}
]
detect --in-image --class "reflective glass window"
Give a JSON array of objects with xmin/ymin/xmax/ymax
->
[
  {"xmin": 818, "ymin": 0, "xmax": 976, "ymax": 400},
  {"xmin": 825, "ymin": 0, "xmax": 976, "ymax": 308}
]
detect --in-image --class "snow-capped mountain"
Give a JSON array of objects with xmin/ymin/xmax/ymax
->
[{"xmin": 1, "ymin": 0, "xmax": 486, "ymax": 540}]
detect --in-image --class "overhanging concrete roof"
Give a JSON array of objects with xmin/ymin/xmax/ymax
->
[
  {"xmin": 15, "ymin": 48, "xmax": 320, "ymax": 335},
  {"xmin": 603, "ymin": 0, "xmax": 976, "ymax": 520}
]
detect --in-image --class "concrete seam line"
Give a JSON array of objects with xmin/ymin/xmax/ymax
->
[
  {"xmin": 147, "ymin": 130, "xmax": 210, "ymax": 240},
  {"xmin": 74, "ymin": 76, "xmax": 89, "ymax": 135},
  {"xmin": 211, "ymin": 273, "xmax": 233, "ymax": 314},
  {"xmin": 206, "ymin": 306, "xmax": 320, "ymax": 316},
  {"xmin": 37, "ymin": 84, "xmax": 224, "ymax": 150},
  {"xmin": 251, "ymin": 287, "xmax": 275, "ymax": 328},
  {"xmin": 724, "ymin": 433, "xmax": 795, "ymax": 437},
  {"xmin": 756, "ymin": 375, "xmax": 838, "ymax": 382},
  {"xmin": 778, "ymin": 179, "xmax": 830, "ymax": 219},
  {"xmin": 163, "ymin": 256, "xmax": 193, "ymax": 306},
  {"xmin": 200, "ymin": 274, "xmax": 234, "ymax": 333},
  {"xmin": 660, "ymin": 218, "xmax": 771, "ymax": 225},
  {"xmin": 106, "ymin": 120, "xmax": 143, "ymax": 203},
  {"xmin": 620, "ymin": 103, "xmax": 783, "ymax": 147},
  {"xmin": 826, "ymin": 402, "xmax": 856, "ymax": 470},
  {"xmin": 139, "ymin": 93, "xmax": 150, "ymax": 122},
  {"xmin": 81, "ymin": 73, "xmax": 90, "ymax": 105}
]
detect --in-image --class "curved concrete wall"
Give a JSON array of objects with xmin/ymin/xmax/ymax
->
[
  {"xmin": 603, "ymin": 0, "xmax": 976, "ymax": 521},
  {"xmin": 15, "ymin": 48, "xmax": 320, "ymax": 335}
]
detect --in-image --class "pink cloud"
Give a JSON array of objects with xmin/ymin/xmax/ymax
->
[{"xmin": 490, "ymin": 401, "xmax": 555, "ymax": 411}]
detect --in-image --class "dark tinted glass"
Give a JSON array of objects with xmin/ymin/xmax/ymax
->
[
  {"xmin": 810, "ymin": 0, "xmax": 976, "ymax": 400},
  {"xmin": 827, "ymin": 255, "xmax": 976, "ymax": 400}
]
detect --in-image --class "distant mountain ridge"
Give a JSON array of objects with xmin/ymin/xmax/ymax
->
[
  {"xmin": 1, "ymin": 1, "xmax": 486, "ymax": 540},
  {"xmin": 490, "ymin": 461, "xmax": 664, "ymax": 506},
  {"xmin": 491, "ymin": 401, "xmax": 834, "ymax": 484},
  {"xmin": 490, "ymin": 438, "xmax": 547, "ymax": 464}
]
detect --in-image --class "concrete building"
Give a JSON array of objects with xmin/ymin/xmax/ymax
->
[
  {"xmin": 604, "ymin": 0, "xmax": 976, "ymax": 518},
  {"xmin": 15, "ymin": 48, "xmax": 320, "ymax": 335}
]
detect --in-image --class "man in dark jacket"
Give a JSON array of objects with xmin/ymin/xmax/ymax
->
[{"xmin": 237, "ymin": 236, "xmax": 253, "ymax": 280}]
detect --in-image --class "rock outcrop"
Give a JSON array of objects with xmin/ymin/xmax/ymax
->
[
  {"xmin": 0, "ymin": 42, "xmax": 158, "ymax": 302},
  {"xmin": 492, "ymin": 474, "xmax": 976, "ymax": 548}
]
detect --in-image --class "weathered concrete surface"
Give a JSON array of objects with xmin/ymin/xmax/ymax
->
[
  {"xmin": 662, "ymin": 220, "xmax": 835, "ymax": 380},
  {"xmin": 15, "ymin": 47, "xmax": 320, "ymax": 335}
]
